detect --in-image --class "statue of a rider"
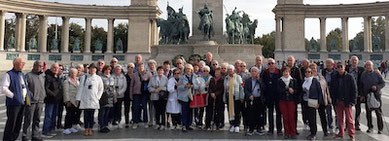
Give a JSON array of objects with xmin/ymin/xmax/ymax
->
[{"xmin": 198, "ymin": 4, "xmax": 213, "ymax": 31}]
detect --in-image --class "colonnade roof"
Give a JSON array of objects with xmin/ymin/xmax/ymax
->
[
  {"xmin": 273, "ymin": 1, "xmax": 389, "ymax": 18},
  {"xmin": 0, "ymin": 0, "xmax": 162, "ymax": 19}
]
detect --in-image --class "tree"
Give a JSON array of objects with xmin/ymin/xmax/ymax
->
[
  {"xmin": 350, "ymin": 16, "xmax": 385, "ymax": 52},
  {"xmin": 4, "ymin": 17, "xmax": 15, "ymax": 50},
  {"xmin": 326, "ymin": 28, "xmax": 342, "ymax": 52},
  {"xmin": 114, "ymin": 23, "xmax": 128, "ymax": 53},
  {"xmin": 91, "ymin": 26, "xmax": 107, "ymax": 53},
  {"xmin": 254, "ymin": 31, "xmax": 275, "ymax": 58},
  {"xmin": 69, "ymin": 23, "xmax": 84, "ymax": 52},
  {"xmin": 25, "ymin": 15, "xmax": 39, "ymax": 50},
  {"xmin": 47, "ymin": 23, "xmax": 62, "ymax": 52}
]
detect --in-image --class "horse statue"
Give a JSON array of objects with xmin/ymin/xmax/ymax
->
[{"xmin": 201, "ymin": 12, "xmax": 214, "ymax": 40}]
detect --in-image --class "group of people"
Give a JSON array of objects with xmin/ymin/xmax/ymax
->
[{"xmin": 0, "ymin": 52, "xmax": 386, "ymax": 141}]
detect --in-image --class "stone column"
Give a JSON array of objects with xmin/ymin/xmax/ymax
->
[
  {"xmin": 385, "ymin": 15, "xmax": 389, "ymax": 52},
  {"xmin": 84, "ymin": 18, "xmax": 92, "ymax": 53},
  {"xmin": 38, "ymin": 15, "xmax": 48, "ymax": 53},
  {"xmin": 341, "ymin": 17, "xmax": 349, "ymax": 52},
  {"xmin": 0, "ymin": 11, "xmax": 5, "ymax": 51},
  {"xmin": 320, "ymin": 17, "xmax": 327, "ymax": 52},
  {"xmin": 364, "ymin": 16, "xmax": 372, "ymax": 52},
  {"xmin": 106, "ymin": 18, "xmax": 114, "ymax": 53},
  {"xmin": 60, "ymin": 17, "xmax": 70, "ymax": 53},
  {"xmin": 128, "ymin": 17, "xmax": 152, "ymax": 53},
  {"xmin": 275, "ymin": 17, "xmax": 282, "ymax": 51},
  {"xmin": 15, "ymin": 13, "xmax": 26, "ymax": 52}
]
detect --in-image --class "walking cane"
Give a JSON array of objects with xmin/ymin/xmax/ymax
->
[{"xmin": 211, "ymin": 97, "xmax": 216, "ymax": 132}]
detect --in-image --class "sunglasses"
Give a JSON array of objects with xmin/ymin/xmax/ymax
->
[
  {"xmin": 212, "ymin": 64, "xmax": 218, "ymax": 66},
  {"xmin": 268, "ymin": 62, "xmax": 275, "ymax": 65},
  {"xmin": 203, "ymin": 70, "xmax": 209, "ymax": 72},
  {"xmin": 98, "ymin": 62, "xmax": 104, "ymax": 65},
  {"xmin": 337, "ymin": 66, "xmax": 344, "ymax": 68}
]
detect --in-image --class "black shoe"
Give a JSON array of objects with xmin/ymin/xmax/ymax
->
[
  {"xmin": 355, "ymin": 126, "xmax": 361, "ymax": 131},
  {"xmin": 100, "ymin": 127, "xmax": 110, "ymax": 133},
  {"xmin": 324, "ymin": 132, "xmax": 329, "ymax": 136},
  {"xmin": 22, "ymin": 136, "xmax": 29, "ymax": 141},
  {"xmin": 182, "ymin": 127, "xmax": 187, "ymax": 132},
  {"xmin": 307, "ymin": 135, "xmax": 316, "ymax": 140},
  {"xmin": 378, "ymin": 130, "xmax": 382, "ymax": 134},
  {"xmin": 267, "ymin": 131, "xmax": 274, "ymax": 135},
  {"xmin": 277, "ymin": 130, "xmax": 283, "ymax": 135},
  {"xmin": 125, "ymin": 124, "xmax": 130, "ymax": 128},
  {"xmin": 31, "ymin": 137, "xmax": 43, "ymax": 141},
  {"xmin": 367, "ymin": 128, "xmax": 372, "ymax": 133},
  {"xmin": 112, "ymin": 121, "xmax": 118, "ymax": 125}
]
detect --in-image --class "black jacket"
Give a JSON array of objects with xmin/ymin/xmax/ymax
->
[
  {"xmin": 208, "ymin": 77, "xmax": 224, "ymax": 104},
  {"xmin": 329, "ymin": 72, "xmax": 357, "ymax": 107},
  {"xmin": 307, "ymin": 78, "xmax": 324, "ymax": 105},
  {"xmin": 244, "ymin": 77, "xmax": 266, "ymax": 102},
  {"xmin": 124, "ymin": 73, "xmax": 132, "ymax": 100},
  {"xmin": 261, "ymin": 68, "xmax": 281, "ymax": 102},
  {"xmin": 346, "ymin": 66, "xmax": 364, "ymax": 96},
  {"xmin": 277, "ymin": 78, "xmax": 299, "ymax": 102},
  {"xmin": 44, "ymin": 70, "xmax": 62, "ymax": 104}
]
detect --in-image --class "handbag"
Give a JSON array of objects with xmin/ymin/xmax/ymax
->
[
  {"xmin": 308, "ymin": 98, "xmax": 318, "ymax": 108},
  {"xmin": 190, "ymin": 93, "xmax": 207, "ymax": 108},
  {"xmin": 159, "ymin": 90, "xmax": 169, "ymax": 100},
  {"xmin": 367, "ymin": 92, "xmax": 380, "ymax": 109}
]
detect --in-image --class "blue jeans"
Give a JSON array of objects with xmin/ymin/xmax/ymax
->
[
  {"xmin": 133, "ymin": 94, "xmax": 148, "ymax": 123},
  {"xmin": 84, "ymin": 109, "xmax": 95, "ymax": 129},
  {"xmin": 180, "ymin": 101, "xmax": 192, "ymax": 128},
  {"xmin": 42, "ymin": 103, "xmax": 58, "ymax": 135},
  {"xmin": 98, "ymin": 107, "xmax": 110, "ymax": 129}
]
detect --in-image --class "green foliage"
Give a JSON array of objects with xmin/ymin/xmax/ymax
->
[
  {"xmin": 25, "ymin": 15, "xmax": 39, "ymax": 51},
  {"xmin": 326, "ymin": 28, "xmax": 342, "ymax": 52},
  {"xmin": 69, "ymin": 23, "xmax": 84, "ymax": 52},
  {"xmin": 91, "ymin": 26, "xmax": 107, "ymax": 53},
  {"xmin": 114, "ymin": 23, "xmax": 128, "ymax": 53},
  {"xmin": 254, "ymin": 31, "xmax": 275, "ymax": 58},
  {"xmin": 4, "ymin": 17, "xmax": 15, "ymax": 50}
]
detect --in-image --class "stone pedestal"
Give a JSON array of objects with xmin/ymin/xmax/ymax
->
[
  {"xmin": 7, "ymin": 48, "xmax": 16, "ymax": 52},
  {"xmin": 73, "ymin": 50, "xmax": 80, "ymax": 53},
  {"xmin": 51, "ymin": 50, "xmax": 59, "ymax": 53},
  {"xmin": 150, "ymin": 44, "xmax": 262, "ymax": 65},
  {"xmin": 29, "ymin": 49, "xmax": 37, "ymax": 52},
  {"xmin": 95, "ymin": 51, "xmax": 102, "ymax": 53}
]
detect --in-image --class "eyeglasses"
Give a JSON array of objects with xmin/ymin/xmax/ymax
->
[
  {"xmin": 337, "ymin": 66, "xmax": 344, "ymax": 68},
  {"xmin": 212, "ymin": 64, "xmax": 218, "ymax": 66},
  {"xmin": 203, "ymin": 70, "xmax": 209, "ymax": 72},
  {"xmin": 268, "ymin": 62, "xmax": 275, "ymax": 65}
]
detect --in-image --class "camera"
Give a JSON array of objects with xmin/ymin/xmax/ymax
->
[{"xmin": 88, "ymin": 85, "xmax": 92, "ymax": 89}]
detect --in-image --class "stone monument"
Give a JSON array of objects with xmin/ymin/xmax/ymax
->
[
  {"xmin": 95, "ymin": 38, "xmax": 103, "ymax": 53},
  {"xmin": 28, "ymin": 35, "xmax": 38, "ymax": 52},
  {"xmin": 309, "ymin": 37, "xmax": 318, "ymax": 52},
  {"xmin": 150, "ymin": 0, "xmax": 263, "ymax": 66},
  {"xmin": 116, "ymin": 38, "xmax": 124, "ymax": 53},
  {"xmin": 190, "ymin": 0, "xmax": 225, "ymax": 44},
  {"xmin": 73, "ymin": 37, "xmax": 81, "ymax": 53},
  {"xmin": 51, "ymin": 38, "xmax": 59, "ymax": 53},
  {"xmin": 7, "ymin": 34, "xmax": 16, "ymax": 51}
]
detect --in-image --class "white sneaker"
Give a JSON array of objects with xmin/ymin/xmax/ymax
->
[
  {"xmin": 304, "ymin": 124, "xmax": 310, "ymax": 131},
  {"xmin": 70, "ymin": 128, "xmax": 78, "ymax": 133},
  {"xmin": 117, "ymin": 124, "xmax": 123, "ymax": 128},
  {"xmin": 63, "ymin": 129, "xmax": 71, "ymax": 135},
  {"xmin": 229, "ymin": 126, "xmax": 235, "ymax": 133},
  {"xmin": 132, "ymin": 123, "xmax": 138, "ymax": 129},
  {"xmin": 74, "ymin": 124, "xmax": 82, "ymax": 130},
  {"xmin": 234, "ymin": 126, "xmax": 240, "ymax": 133}
]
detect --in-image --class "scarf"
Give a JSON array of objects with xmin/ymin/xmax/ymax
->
[
  {"xmin": 227, "ymin": 74, "xmax": 237, "ymax": 121},
  {"xmin": 281, "ymin": 75, "xmax": 292, "ymax": 86},
  {"xmin": 303, "ymin": 76, "xmax": 313, "ymax": 91}
]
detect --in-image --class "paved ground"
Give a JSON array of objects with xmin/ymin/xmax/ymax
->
[{"xmin": 0, "ymin": 73, "xmax": 389, "ymax": 140}]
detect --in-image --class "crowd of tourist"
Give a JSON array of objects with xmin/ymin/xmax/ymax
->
[{"xmin": 1, "ymin": 52, "xmax": 386, "ymax": 141}]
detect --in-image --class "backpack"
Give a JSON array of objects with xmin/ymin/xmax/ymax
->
[{"xmin": 367, "ymin": 92, "xmax": 380, "ymax": 110}]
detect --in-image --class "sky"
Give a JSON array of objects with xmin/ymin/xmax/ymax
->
[{"xmin": 5, "ymin": 0, "xmax": 389, "ymax": 39}]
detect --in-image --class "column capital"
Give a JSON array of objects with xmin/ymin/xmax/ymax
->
[
  {"xmin": 108, "ymin": 18, "xmax": 115, "ymax": 21},
  {"xmin": 15, "ymin": 13, "xmax": 27, "ymax": 18},
  {"xmin": 62, "ymin": 16, "xmax": 70, "ymax": 21},
  {"xmin": 319, "ymin": 17, "xmax": 326, "ymax": 21},
  {"xmin": 85, "ymin": 17, "xmax": 92, "ymax": 21}
]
